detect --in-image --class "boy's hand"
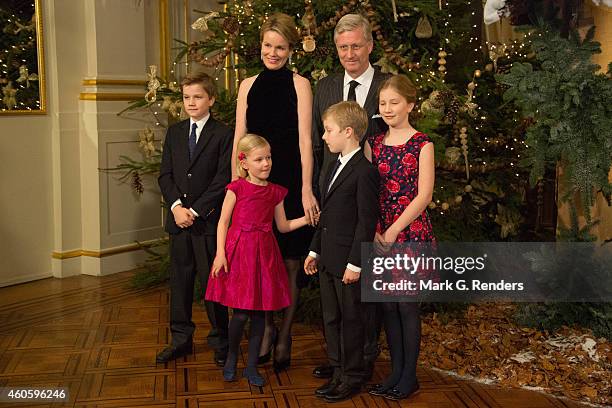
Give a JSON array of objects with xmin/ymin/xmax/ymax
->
[
  {"xmin": 304, "ymin": 256, "xmax": 318, "ymax": 275},
  {"xmin": 211, "ymin": 254, "xmax": 228, "ymax": 278},
  {"xmin": 374, "ymin": 232, "xmax": 389, "ymax": 254},
  {"xmin": 172, "ymin": 206, "xmax": 195, "ymax": 228},
  {"xmin": 342, "ymin": 269, "xmax": 360, "ymax": 284}
]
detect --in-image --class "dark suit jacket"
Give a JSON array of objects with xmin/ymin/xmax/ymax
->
[
  {"xmin": 158, "ymin": 117, "xmax": 233, "ymax": 235},
  {"xmin": 309, "ymin": 150, "xmax": 379, "ymax": 277},
  {"xmin": 311, "ymin": 68, "xmax": 391, "ymax": 194}
]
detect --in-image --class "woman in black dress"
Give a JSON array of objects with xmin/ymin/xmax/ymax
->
[{"xmin": 231, "ymin": 13, "xmax": 318, "ymax": 371}]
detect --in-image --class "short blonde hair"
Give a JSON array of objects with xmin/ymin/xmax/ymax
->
[
  {"xmin": 322, "ymin": 101, "xmax": 368, "ymax": 141},
  {"xmin": 334, "ymin": 14, "xmax": 373, "ymax": 43},
  {"xmin": 236, "ymin": 134, "xmax": 271, "ymax": 178},
  {"xmin": 260, "ymin": 13, "xmax": 300, "ymax": 48}
]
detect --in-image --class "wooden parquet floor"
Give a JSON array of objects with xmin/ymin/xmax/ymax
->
[{"xmin": 0, "ymin": 271, "xmax": 587, "ymax": 408}]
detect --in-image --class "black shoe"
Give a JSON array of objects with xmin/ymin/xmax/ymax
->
[
  {"xmin": 314, "ymin": 378, "xmax": 340, "ymax": 397},
  {"xmin": 324, "ymin": 382, "xmax": 361, "ymax": 402},
  {"xmin": 273, "ymin": 335, "xmax": 292, "ymax": 372},
  {"xmin": 312, "ymin": 364, "xmax": 334, "ymax": 379},
  {"xmin": 257, "ymin": 327, "xmax": 277, "ymax": 365},
  {"xmin": 384, "ymin": 383, "xmax": 420, "ymax": 401},
  {"xmin": 214, "ymin": 348, "xmax": 228, "ymax": 367},
  {"xmin": 367, "ymin": 383, "xmax": 390, "ymax": 397},
  {"xmin": 156, "ymin": 343, "xmax": 192, "ymax": 363}
]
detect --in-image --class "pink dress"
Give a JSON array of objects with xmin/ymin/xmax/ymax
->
[{"xmin": 205, "ymin": 178, "xmax": 291, "ymax": 311}]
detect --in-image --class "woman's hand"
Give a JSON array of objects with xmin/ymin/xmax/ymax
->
[
  {"xmin": 302, "ymin": 190, "xmax": 320, "ymax": 226},
  {"xmin": 210, "ymin": 254, "xmax": 228, "ymax": 278}
]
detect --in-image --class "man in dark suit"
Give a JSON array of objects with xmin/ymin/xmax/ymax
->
[
  {"xmin": 156, "ymin": 72, "xmax": 232, "ymax": 365},
  {"xmin": 305, "ymin": 101, "xmax": 379, "ymax": 402},
  {"xmin": 311, "ymin": 13, "xmax": 390, "ymax": 382}
]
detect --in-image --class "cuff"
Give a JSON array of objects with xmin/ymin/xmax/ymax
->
[
  {"xmin": 170, "ymin": 199, "xmax": 183, "ymax": 211},
  {"xmin": 308, "ymin": 251, "xmax": 320, "ymax": 260},
  {"xmin": 346, "ymin": 263, "xmax": 361, "ymax": 273},
  {"xmin": 189, "ymin": 208, "xmax": 199, "ymax": 217}
]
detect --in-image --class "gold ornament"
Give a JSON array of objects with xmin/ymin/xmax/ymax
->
[
  {"xmin": 459, "ymin": 127, "xmax": 470, "ymax": 180},
  {"xmin": 302, "ymin": 35, "xmax": 316, "ymax": 52},
  {"xmin": 474, "ymin": 69, "xmax": 482, "ymax": 78},
  {"xmin": 464, "ymin": 185, "xmax": 473, "ymax": 193},
  {"xmin": 485, "ymin": 63, "xmax": 494, "ymax": 72},
  {"xmin": 441, "ymin": 202, "xmax": 450, "ymax": 210},
  {"xmin": 455, "ymin": 195, "xmax": 463, "ymax": 204},
  {"xmin": 415, "ymin": 15, "xmax": 433, "ymax": 39},
  {"xmin": 144, "ymin": 65, "xmax": 161, "ymax": 103},
  {"xmin": 437, "ymin": 50, "xmax": 447, "ymax": 76}
]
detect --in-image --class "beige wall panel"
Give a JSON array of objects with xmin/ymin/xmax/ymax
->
[
  {"xmin": 0, "ymin": 117, "xmax": 54, "ymax": 286},
  {"xmin": 94, "ymin": 0, "xmax": 147, "ymax": 79}
]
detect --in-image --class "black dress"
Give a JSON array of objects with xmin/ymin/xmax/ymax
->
[{"xmin": 246, "ymin": 66, "xmax": 313, "ymax": 258}]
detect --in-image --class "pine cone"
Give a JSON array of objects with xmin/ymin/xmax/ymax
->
[
  {"xmin": 444, "ymin": 98, "xmax": 461, "ymax": 124},
  {"xmin": 222, "ymin": 17, "xmax": 239, "ymax": 35},
  {"xmin": 132, "ymin": 172, "xmax": 144, "ymax": 195}
]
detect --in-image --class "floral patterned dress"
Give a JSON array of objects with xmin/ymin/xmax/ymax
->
[{"xmin": 368, "ymin": 132, "xmax": 436, "ymax": 243}]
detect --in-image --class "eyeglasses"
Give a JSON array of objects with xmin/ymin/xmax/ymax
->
[{"xmin": 336, "ymin": 43, "xmax": 367, "ymax": 52}]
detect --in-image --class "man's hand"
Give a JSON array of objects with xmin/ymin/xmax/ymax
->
[
  {"xmin": 172, "ymin": 206, "xmax": 195, "ymax": 228},
  {"xmin": 304, "ymin": 256, "xmax": 318, "ymax": 275},
  {"xmin": 342, "ymin": 268, "xmax": 360, "ymax": 284}
]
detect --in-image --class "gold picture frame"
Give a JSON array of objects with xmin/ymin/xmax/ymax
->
[{"xmin": 0, "ymin": 0, "xmax": 46, "ymax": 114}]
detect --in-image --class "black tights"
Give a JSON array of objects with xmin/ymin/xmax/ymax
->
[
  {"xmin": 224, "ymin": 309, "xmax": 265, "ymax": 373},
  {"xmin": 381, "ymin": 302, "xmax": 421, "ymax": 392}
]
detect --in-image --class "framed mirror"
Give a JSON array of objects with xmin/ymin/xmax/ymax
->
[{"xmin": 0, "ymin": 0, "xmax": 46, "ymax": 114}]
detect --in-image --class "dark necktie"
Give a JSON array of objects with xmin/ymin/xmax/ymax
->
[
  {"xmin": 347, "ymin": 80, "xmax": 359, "ymax": 102},
  {"xmin": 326, "ymin": 159, "xmax": 342, "ymax": 192},
  {"xmin": 189, "ymin": 123, "xmax": 197, "ymax": 160}
]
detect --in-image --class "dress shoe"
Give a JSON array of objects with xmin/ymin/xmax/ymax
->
[
  {"xmin": 273, "ymin": 335, "xmax": 292, "ymax": 372},
  {"xmin": 367, "ymin": 383, "xmax": 391, "ymax": 397},
  {"xmin": 156, "ymin": 343, "xmax": 192, "ymax": 363},
  {"xmin": 315, "ymin": 378, "xmax": 340, "ymax": 397},
  {"xmin": 384, "ymin": 383, "xmax": 420, "ymax": 401},
  {"xmin": 214, "ymin": 348, "xmax": 228, "ymax": 367},
  {"xmin": 312, "ymin": 364, "xmax": 334, "ymax": 379},
  {"xmin": 258, "ymin": 327, "xmax": 277, "ymax": 365},
  {"xmin": 243, "ymin": 368, "xmax": 265, "ymax": 387},
  {"xmin": 324, "ymin": 382, "xmax": 361, "ymax": 402}
]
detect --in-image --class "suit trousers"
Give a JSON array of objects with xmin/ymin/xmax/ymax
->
[
  {"xmin": 319, "ymin": 268, "xmax": 364, "ymax": 386},
  {"xmin": 169, "ymin": 231, "xmax": 228, "ymax": 350}
]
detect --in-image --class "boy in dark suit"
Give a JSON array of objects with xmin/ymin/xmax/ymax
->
[
  {"xmin": 305, "ymin": 101, "xmax": 379, "ymax": 402},
  {"xmin": 156, "ymin": 72, "xmax": 232, "ymax": 365}
]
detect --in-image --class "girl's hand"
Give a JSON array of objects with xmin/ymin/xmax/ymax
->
[
  {"xmin": 312, "ymin": 209, "xmax": 321, "ymax": 225},
  {"xmin": 211, "ymin": 254, "xmax": 228, "ymax": 278},
  {"xmin": 382, "ymin": 227, "xmax": 400, "ymax": 247},
  {"xmin": 302, "ymin": 190, "xmax": 320, "ymax": 226}
]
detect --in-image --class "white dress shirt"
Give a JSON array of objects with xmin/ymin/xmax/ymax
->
[
  {"xmin": 310, "ymin": 147, "xmax": 363, "ymax": 273},
  {"xmin": 343, "ymin": 64, "xmax": 375, "ymax": 107},
  {"xmin": 170, "ymin": 114, "xmax": 211, "ymax": 216}
]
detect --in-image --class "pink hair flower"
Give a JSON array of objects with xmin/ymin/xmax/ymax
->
[{"xmin": 238, "ymin": 152, "xmax": 246, "ymax": 160}]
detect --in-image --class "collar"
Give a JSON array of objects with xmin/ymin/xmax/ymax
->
[
  {"xmin": 343, "ymin": 64, "xmax": 374, "ymax": 87},
  {"xmin": 190, "ymin": 113, "xmax": 210, "ymax": 130},
  {"xmin": 338, "ymin": 146, "xmax": 361, "ymax": 165}
]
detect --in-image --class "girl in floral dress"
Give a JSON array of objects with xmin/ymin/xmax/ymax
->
[{"xmin": 365, "ymin": 75, "xmax": 435, "ymax": 401}]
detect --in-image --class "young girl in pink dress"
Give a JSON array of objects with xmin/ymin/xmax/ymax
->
[
  {"xmin": 365, "ymin": 75, "xmax": 435, "ymax": 401},
  {"xmin": 205, "ymin": 134, "xmax": 315, "ymax": 386}
]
